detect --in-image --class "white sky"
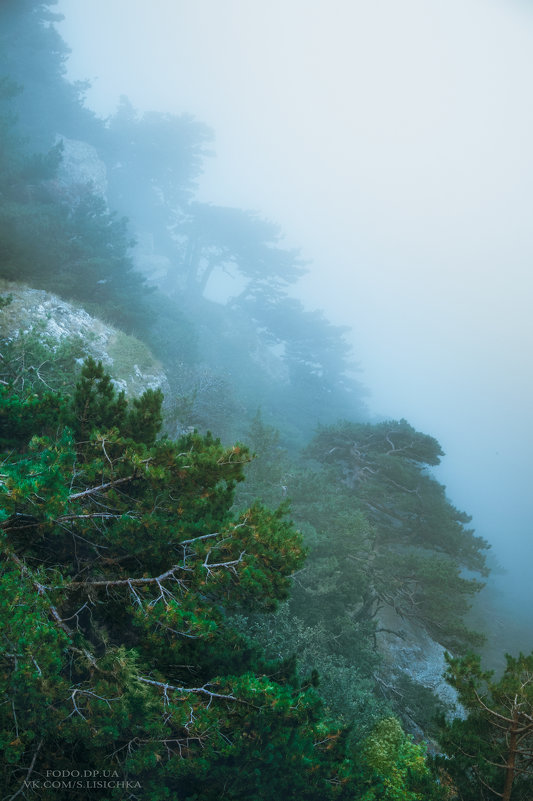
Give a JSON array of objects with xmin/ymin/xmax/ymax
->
[{"xmin": 56, "ymin": 0, "xmax": 533, "ymax": 614}]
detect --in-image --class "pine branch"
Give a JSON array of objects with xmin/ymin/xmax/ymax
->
[{"xmin": 68, "ymin": 473, "xmax": 137, "ymax": 500}]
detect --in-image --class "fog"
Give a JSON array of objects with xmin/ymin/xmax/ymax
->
[{"xmin": 56, "ymin": 0, "xmax": 533, "ymax": 619}]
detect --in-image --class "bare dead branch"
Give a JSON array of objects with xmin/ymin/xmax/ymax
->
[
  {"xmin": 68, "ymin": 474, "xmax": 137, "ymax": 501},
  {"xmin": 137, "ymin": 676, "xmax": 237, "ymax": 702},
  {"xmin": 5, "ymin": 739, "xmax": 43, "ymax": 801}
]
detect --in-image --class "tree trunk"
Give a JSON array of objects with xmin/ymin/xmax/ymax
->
[{"xmin": 502, "ymin": 711, "xmax": 519, "ymax": 801}]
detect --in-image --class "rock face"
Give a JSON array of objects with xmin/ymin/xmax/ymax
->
[
  {"xmin": 0, "ymin": 280, "xmax": 169, "ymax": 399},
  {"xmin": 130, "ymin": 231, "xmax": 172, "ymax": 286},
  {"xmin": 376, "ymin": 606, "xmax": 462, "ymax": 713},
  {"xmin": 51, "ymin": 140, "xmax": 171, "ymax": 291},
  {"xmin": 54, "ymin": 135, "xmax": 108, "ymax": 200}
]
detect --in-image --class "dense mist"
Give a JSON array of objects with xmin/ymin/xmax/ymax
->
[
  {"xmin": 55, "ymin": 0, "xmax": 533, "ymax": 624},
  {"xmin": 2, "ymin": 2, "xmax": 533, "ymax": 795}
]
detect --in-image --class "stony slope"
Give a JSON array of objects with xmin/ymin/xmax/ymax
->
[{"xmin": 0, "ymin": 279, "xmax": 168, "ymax": 398}]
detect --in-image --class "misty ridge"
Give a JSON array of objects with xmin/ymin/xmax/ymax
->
[{"xmin": 0, "ymin": 2, "xmax": 532, "ymax": 800}]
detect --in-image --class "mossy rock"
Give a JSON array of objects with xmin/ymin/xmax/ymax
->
[{"xmin": 0, "ymin": 280, "xmax": 168, "ymax": 398}]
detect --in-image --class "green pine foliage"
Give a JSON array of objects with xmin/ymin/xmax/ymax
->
[
  {"xmin": 0, "ymin": 79, "xmax": 148, "ymax": 332},
  {"xmin": 0, "ymin": 0, "xmax": 102, "ymax": 150},
  {"xmin": 302, "ymin": 419, "xmax": 489, "ymax": 650},
  {"xmin": 229, "ymin": 412, "xmax": 492, "ymax": 744},
  {"xmin": 358, "ymin": 717, "xmax": 445, "ymax": 801},
  {"xmin": 0, "ymin": 363, "xmax": 365, "ymax": 799},
  {"xmin": 436, "ymin": 652, "xmax": 533, "ymax": 801}
]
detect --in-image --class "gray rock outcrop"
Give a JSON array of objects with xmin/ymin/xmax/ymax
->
[{"xmin": 0, "ymin": 280, "xmax": 168, "ymax": 399}]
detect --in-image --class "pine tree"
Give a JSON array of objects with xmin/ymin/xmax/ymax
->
[
  {"xmin": 0, "ymin": 363, "xmax": 363, "ymax": 800},
  {"xmin": 437, "ymin": 652, "xmax": 533, "ymax": 800}
]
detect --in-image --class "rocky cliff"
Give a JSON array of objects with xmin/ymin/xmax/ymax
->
[{"xmin": 0, "ymin": 279, "xmax": 168, "ymax": 398}]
